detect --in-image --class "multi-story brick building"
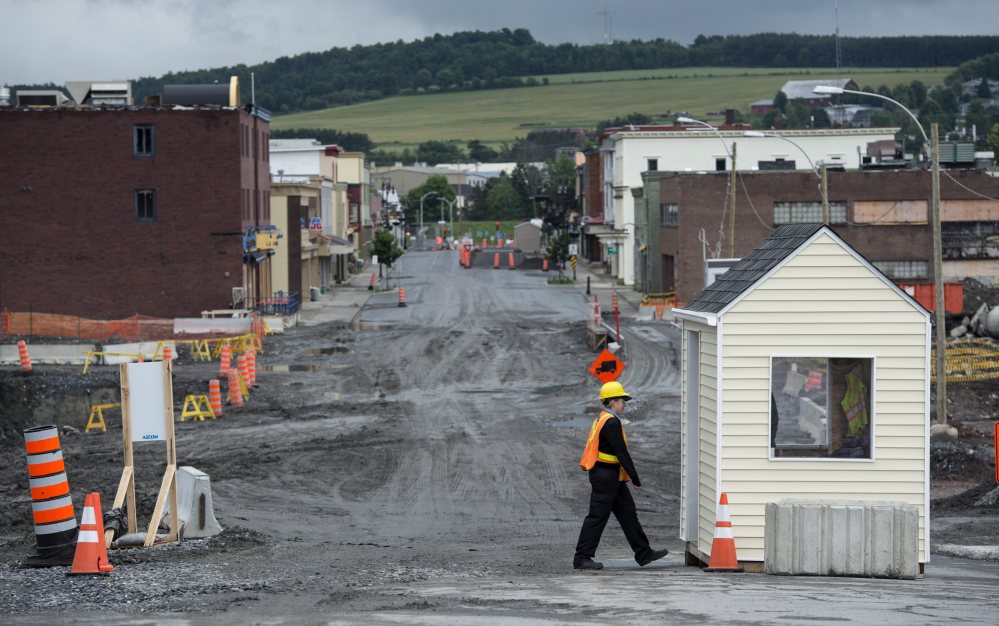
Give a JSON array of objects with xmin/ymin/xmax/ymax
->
[
  {"xmin": 636, "ymin": 168, "xmax": 999, "ymax": 306},
  {"xmin": 0, "ymin": 103, "xmax": 271, "ymax": 319}
]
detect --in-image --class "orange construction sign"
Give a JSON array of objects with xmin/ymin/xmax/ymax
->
[{"xmin": 588, "ymin": 349, "xmax": 625, "ymax": 383}]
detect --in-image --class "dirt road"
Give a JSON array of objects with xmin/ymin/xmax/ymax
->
[{"xmin": 2, "ymin": 249, "xmax": 998, "ymax": 624}]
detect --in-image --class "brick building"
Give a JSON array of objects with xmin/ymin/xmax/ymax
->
[
  {"xmin": 639, "ymin": 168, "xmax": 999, "ymax": 305},
  {"xmin": 0, "ymin": 105, "xmax": 271, "ymax": 319}
]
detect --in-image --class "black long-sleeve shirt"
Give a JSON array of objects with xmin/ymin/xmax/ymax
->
[{"xmin": 596, "ymin": 414, "xmax": 641, "ymax": 487}]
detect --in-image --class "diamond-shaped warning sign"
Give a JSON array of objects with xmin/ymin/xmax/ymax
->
[{"xmin": 588, "ymin": 349, "xmax": 625, "ymax": 384}]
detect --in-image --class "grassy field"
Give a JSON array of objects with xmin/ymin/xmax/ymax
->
[{"xmin": 271, "ymin": 66, "xmax": 953, "ymax": 151}]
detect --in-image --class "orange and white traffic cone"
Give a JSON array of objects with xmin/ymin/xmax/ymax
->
[
  {"xmin": 162, "ymin": 345, "xmax": 172, "ymax": 362},
  {"xmin": 543, "ymin": 258, "xmax": 549, "ymax": 272},
  {"xmin": 219, "ymin": 343, "xmax": 232, "ymax": 377},
  {"xmin": 208, "ymin": 379, "xmax": 223, "ymax": 417},
  {"xmin": 247, "ymin": 350, "xmax": 256, "ymax": 387},
  {"xmin": 69, "ymin": 492, "xmax": 114, "ymax": 575},
  {"xmin": 704, "ymin": 492, "xmax": 744, "ymax": 572},
  {"xmin": 17, "ymin": 340, "xmax": 32, "ymax": 373},
  {"xmin": 237, "ymin": 354, "xmax": 251, "ymax": 391},
  {"xmin": 398, "ymin": 287, "xmax": 407, "ymax": 308},
  {"xmin": 227, "ymin": 369, "xmax": 244, "ymax": 407},
  {"xmin": 368, "ymin": 273, "xmax": 377, "ymax": 291},
  {"xmin": 508, "ymin": 251, "xmax": 515, "ymax": 270},
  {"xmin": 493, "ymin": 253, "xmax": 500, "ymax": 269}
]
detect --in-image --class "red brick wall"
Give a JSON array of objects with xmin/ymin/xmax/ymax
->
[
  {"xmin": 0, "ymin": 107, "xmax": 265, "ymax": 318},
  {"xmin": 660, "ymin": 169, "xmax": 999, "ymax": 305}
]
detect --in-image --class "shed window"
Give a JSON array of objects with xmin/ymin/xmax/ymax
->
[{"xmin": 770, "ymin": 356, "xmax": 872, "ymax": 459}]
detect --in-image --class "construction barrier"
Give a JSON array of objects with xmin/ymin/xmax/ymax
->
[
  {"xmin": 69, "ymin": 492, "xmax": 114, "ymax": 575},
  {"xmin": 180, "ymin": 395, "xmax": 215, "ymax": 422},
  {"xmin": 85, "ymin": 403, "xmax": 120, "ymax": 433},
  {"xmin": 932, "ymin": 337, "xmax": 999, "ymax": 385},
  {"xmin": 237, "ymin": 355, "xmax": 251, "ymax": 392},
  {"xmin": 17, "ymin": 340, "xmax": 32, "ymax": 372},
  {"xmin": 704, "ymin": 492, "xmax": 743, "ymax": 572},
  {"xmin": 22, "ymin": 425, "xmax": 78, "ymax": 566},
  {"xmin": 508, "ymin": 252, "xmax": 515, "ymax": 270},
  {"xmin": 493, "ymin": 253, "xmax": 500, "ymax": 269},
  {"xmin": 398, "ymin": 287, "xmax": 407, "ymax": 308},
  {"xmin": 226, "ymin": 369, "xmax": 244, "ymax": 407}
]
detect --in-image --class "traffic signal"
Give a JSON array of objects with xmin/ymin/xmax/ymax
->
[
  {"xmin": 443, "ymin": 228, "xmax": 448, "ymax": 234},
  {"xmin": 495, "ymin": 221, "xmax": 500, "ymax": 230}
]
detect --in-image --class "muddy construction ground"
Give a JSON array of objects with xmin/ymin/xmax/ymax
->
[{"xmin": 1, "ymin": 250, "xmax": 997, "ymax": 624}]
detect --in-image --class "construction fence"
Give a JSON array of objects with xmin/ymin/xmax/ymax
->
[{"xmin": 933, "ymin": 337, "xmax": 999, "ymax": 385}]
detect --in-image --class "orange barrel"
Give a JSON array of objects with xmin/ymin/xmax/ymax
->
[
  {"xmin": 219, "ymin": 343, "xmax": 231, "ymax": 377},
  {"xmin": 22, "ymin": 425, "xmax": 78, "ymax": 566},
  {"xmin": 17, "ymin": 339, "xmax": 32, "ymax": 373},
  {"xmin": 508, "ymin": 251, "xmax": 515, "ymax": 270},
  {"xmin": 208, "ymin": 379, "xmax": 223, "ymax": 417},
  {"xmin": 498, "ymin": 238, "xmax": 505, "ymax": 249},
  {"xmin": 543, "ymin": 259, "xmax": 549, "ymax": 272},
  {"xmin": 162, "ymin": 345, "xmax": 172, "ymax": 362},
  {"xmin": 493, "ymin": 253, "xmax": 500, "ymax": 269},
  {"xmin": 227, "ymin": 369, "xmax": 244, "ymax": 407},
  {"xmin": 247, "ymin": 350, "xmax": 256, "ymax": 387},
  {"xmin": 398, "ymin": 287, "xmax": 407, "ymax": 308},
  {"xmin": 237, "ymin": 354, "xmax": 251, "ymax": 391},
  {"xmin": 368, "ymin": 273, "xmax": 377, "ymax": 291},
  {"xmin": 481, "ymin": 238, "xmax": 487, "ymax": 249}
]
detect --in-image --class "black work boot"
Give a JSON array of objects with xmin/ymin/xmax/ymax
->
[
  {"xmin": 638, "ymin": 548, "xmax": 669, "ymax": 566},
  {"xmin": 573, "ymin": 558, "xmax": 604, "ymax": 570}
]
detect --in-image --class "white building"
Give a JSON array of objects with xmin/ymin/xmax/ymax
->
[{"xmin": 598, "ymin": 124, "xmax": 900, "ymax": 285}]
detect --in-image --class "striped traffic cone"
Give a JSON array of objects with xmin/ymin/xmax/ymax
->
[
  {"xmin": 69, "ymin": 492, "xmax": 113, "ymax": 575},
  {"xmin": 22, "ymin": 425, "xmax": 78, "ymax": 566},
  {"xmin": 17, "ymin": 340, "xmax": 32, "ymax": 373},
  {"xmin": 368, "ymin": 273, "xmax": 377, "ymax": 291},
  {"xmin": 543, "ymin": 258, "xmax": 549, "ymax": 272},
  {"xmin": 398, "ymin": 287, "xmax": 407, "ymax": 308},
  {"xmin": 162, "ymin": 345, "xmax": 172, "ymax": 362},
  {"xmin": 247, "ymin": 350, "xmax": 257, "ymax": 387},
  {"xmin": 218, "ymin": 343, "xmax": 232, "ymax": 377},
  {"xmin": 208, "ymin": 379, "xmax": 223, "ymax": 417},
  {"xmin": 508, "ymin": 251, "xmax": 515, "ymax": 270},
  {"xmin": 493, "ymin": 253, "xmax": 500, "ymax": 269},
  {"xmin": 227, "ymin": 369, "xmax": 244, "ymax": 407},
  {"xmin": 704, "ymin": 492, "xmax": 744, "ymax": 572},
  {"xmin": 237, "ymin": 355, "xmax": 251, "ymax": 391}
]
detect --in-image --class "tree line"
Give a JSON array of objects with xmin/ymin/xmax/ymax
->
[{"xmin": 118, "ymin": 30, "xmax": 999, "ymax": 114}]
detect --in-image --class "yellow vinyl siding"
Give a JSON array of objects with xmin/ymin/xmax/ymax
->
[{"xmin": 715, "ymin": 232, "xmax": 928, "ymax": 563}]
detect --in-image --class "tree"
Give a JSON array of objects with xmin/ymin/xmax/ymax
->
[
  {"xmin": 416, "ymin": 140, "xmax": 464, "ymax": 165},
  {"xmin": 544, "ymin": 231, "xmax": 573, "ymax": 274},
  {"xmin": 467, "ymin": 139, "xmax": 498, "ymax": 162},
  {"xmin": 989, "ymin": 123, "xmax": 999, "ymax": 156},
  {"xmin": 371, "ymin": 229, "xmax": 403, "ymax": 278},
  {"xmin": 402, "ymin": 175, "xmax": 456, "ymax": 228},
  {"xmin": 485, "ymin": 174, "xmax": 525, "ymax": 218},
  {"xmin": 773, "ymin": 90, "xmax": 788, "ymax": 113},
  {"xmin": 977, "ymin": 77, "xmax": 992, "ymax": 99}
]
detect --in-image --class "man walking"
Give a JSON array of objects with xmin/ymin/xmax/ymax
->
[{"xmin": 573, "ymin": 381, "xmax": 668, "ymax": 570}]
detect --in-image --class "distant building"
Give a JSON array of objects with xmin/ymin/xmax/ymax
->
[
  {"xmin": 0, "ymin": 103, "xmax": 272, "ymax": 318},
  {"xmin": 750, "ymin": 99, "xmax": 774, "ymax": 116},
  {"xmin": 780, "ymin": 78, "xmax": 858, "ymax": 105}
]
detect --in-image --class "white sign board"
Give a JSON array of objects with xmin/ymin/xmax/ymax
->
[
  {"xmin": 124, "ymin": 361, "xmax": 169, "ymax": 442},
  {"xmin": 569, "ymin": 243, "xmax": 579, "ymax": 256}
]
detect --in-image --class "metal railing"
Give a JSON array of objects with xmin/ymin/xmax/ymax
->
[{"xmin": 254, "ymin": 292, "xmax": 301, "ymax": 317}]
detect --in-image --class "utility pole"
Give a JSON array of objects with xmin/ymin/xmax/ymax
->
[
  {"xmin": 821, "ymin": 166, "xmax": 830, "ymax": 225},
  {"xmin": 931, "ymin": 123, "xmax": 946, "ymax": 426},
  {"xmin": 728, "ymin": 142, "xmax": 737, "ymax": 257}
]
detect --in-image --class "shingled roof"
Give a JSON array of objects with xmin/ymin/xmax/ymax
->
[{"xmin": 682, "ymin": 224, "xmax": 825, "ymax": 314}]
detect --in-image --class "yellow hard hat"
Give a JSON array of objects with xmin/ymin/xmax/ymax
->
[{"xmin": 599, "ymin": 381, "xmax": 632, "ymax": 401}]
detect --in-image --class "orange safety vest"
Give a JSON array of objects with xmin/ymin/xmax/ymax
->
[{"xmin": 579, "ymin": 410, "xmax": 631, "ymax": 482}]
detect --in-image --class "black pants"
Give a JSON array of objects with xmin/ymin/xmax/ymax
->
[{"xmin": 574, "ymin": 464, "xmax": 653, "ymax": 565}]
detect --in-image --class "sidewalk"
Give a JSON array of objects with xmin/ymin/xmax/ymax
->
[
  {"xmin": 569, "ymin": 260, "xmax": 644, "ymax": 319},
  {"xmin": 298, "ymin": 269, "xmax": 380, "ymax": 327}
]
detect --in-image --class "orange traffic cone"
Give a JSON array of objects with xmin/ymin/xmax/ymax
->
[
  {"xmin": 704, "ymin": 492, "xmax": 743, "ymax": 572},
  {"xmin": 397, "ymin": 287, "xmax": 407, "ymax": 308},
  {"xmin": 162, "ymin": 345, "xmax": 172, "ymax": 362},
  {"xmin": 218, "ymin": 343, "xmax": 232, "ymax": 377},
  {"xmin": 208, "ymin": 379, "xmax": 223, "ymax": 417},
  {"xmin": 69, "ymin": 492, "xmax": 114, "ymax": 575},
  {"xmin": 17, "ymin": 340, "xmax": 32, "ymax": 372}
]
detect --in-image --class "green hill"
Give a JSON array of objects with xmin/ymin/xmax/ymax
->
[{"xmin": 271, "ymin": 66, "xmax": 953, "ymax": 150}]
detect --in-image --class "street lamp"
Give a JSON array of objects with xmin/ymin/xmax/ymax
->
[
  {"xmin": 419, "ymin": 191, "xmax": 438, "ymax": 239},
  {"xmin": 813, "ymin": 85, "xmax": 948, "ymax": 430},
  {"xmin": 678, "ymin": 116, "xmax": 738, "ymax": 256},
  {"xmin": 743, "ymin": 130, "xmax": 830, "ymax": 223}
]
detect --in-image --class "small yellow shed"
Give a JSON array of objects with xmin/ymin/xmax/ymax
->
[{"xmin": 672, "ymin": 224, "xmax": 930, "ymax": 572}]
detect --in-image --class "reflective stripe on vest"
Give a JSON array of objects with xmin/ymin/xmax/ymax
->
[{"xmin": 578, "ymin": 410, "xmax": 630, "ymax": 482}]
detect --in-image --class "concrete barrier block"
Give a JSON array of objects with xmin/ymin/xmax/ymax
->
[
  {"xmin": 765, "ymin": 499, "xmax": 918, "ymax": 579},
  {"xmin": 164, "ymin": 466, "xmax": 223, "ymax": 539},
  {"xmin": 0, "ymin": 344, "xmax": 96, "ymax": 365}
]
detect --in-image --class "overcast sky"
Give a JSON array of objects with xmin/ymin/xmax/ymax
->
[{"xmin": 4, "ymin": 0, "xmax": 998, "ymax": 86}]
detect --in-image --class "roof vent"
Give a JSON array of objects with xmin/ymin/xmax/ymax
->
[
  {"xmin": 16, "ymin": 90, "xmax": 70, "ymax": 107},
  {"xmin": 162, "ymin": 76, "xmax": 239, "ymax": 107}
]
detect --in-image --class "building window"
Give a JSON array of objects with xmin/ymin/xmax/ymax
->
[
  {"xmin": 135, "ymin": 189, "xmax": 156, "ymax": 221},
  {"xmin": 770, "ymin": 356, "xmax": 873, "ymax": 460},
  {"xmin": 872, "ymin": 260, "xmax": 929, "ymax": 280},
  {"xmin": 773, "ymin": 201, "xmax": 847, "ymax": 225},
  {"xmin": 661, "ymin": 203, "xmax": 678, "ymax": 227},
  {"xmin": 647, "ymin": 158, "xmax": 658, "ymax": 172},
  {"xmin": 715, "ymin": 158, "xmax": 727, "ymax": 172},
  {"xmin": 133, "ymin": 124, "xmax": 154, "ymax": 156}
]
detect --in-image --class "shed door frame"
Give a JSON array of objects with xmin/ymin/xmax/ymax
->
[{"xmin": 684, "ymin": 328, "xmax": 701, "ymax": 541}]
